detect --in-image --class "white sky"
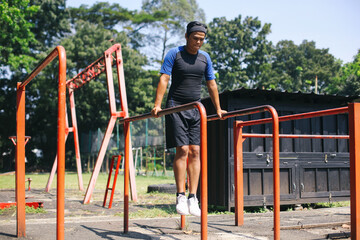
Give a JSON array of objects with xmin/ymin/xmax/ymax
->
[{"xmin": 67, "ymin": 0, "xmax": 360, "ymax": 64}]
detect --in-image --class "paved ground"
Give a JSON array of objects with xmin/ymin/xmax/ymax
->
[{"xmin": 0, "ymin": 189, "xmax": 351, "ymax": 239}]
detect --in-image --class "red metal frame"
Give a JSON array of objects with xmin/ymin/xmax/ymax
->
[
  {"xmin": 16, "ymin": 46, "xmax": 66, "ymax": 239},
  {"xmin": 349, "ymin": 103, "xmax": 360, "ymax": 239},
  {"xmin": 46, "ymin": 88, "xmax": 83, "ymax": 192},
  {"xmin": 222, "ymin": 104, "xmax": 359, "ymax": 240},
  {"xmin": 119, "ymin": 101, "xmax": 208, "ymax": 240},
  {"xmin": 103, "ymin": 155, "xmax": 122, "ymax": 208},
  {"xmin": 81, "ymin": 44, "xmax": 138, "ymax": 204},
  {"xmin": 209, "ymin": 105, "xmax": 280, "ymax": 239}
]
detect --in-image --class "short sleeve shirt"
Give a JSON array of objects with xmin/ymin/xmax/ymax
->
[{"xmin": 160, "ymin": 46, "xmax": 215, "ymax": 103}]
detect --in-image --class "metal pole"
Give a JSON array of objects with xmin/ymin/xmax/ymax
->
[
  {"xmin": 124, "ymin": 121, "xmax": 130, "ymax": 233},
  {"xmin": 197, "ymin": 103, "xmax": 208, "ymax": 240},
  {"xmin": 56, "ymin": 46, "xmax": 67, "ymax": 240},
  {"xmin": 349, "ymin": 103, "xmax": 360, "ymax": 239},
  {"xmin": 16, "ymin": 83, "xmax": 26, "ymax": 237},
  {"xmin": 233, "ymin": 121, "xmax": 244, "ymax": 226},
  {"xmin": 268, "ymin": 107, "xmax": 280, "ymax": 240}
]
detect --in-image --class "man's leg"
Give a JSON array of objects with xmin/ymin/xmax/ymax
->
[
  {"xmin": 174, "ymin": 145, "xmax": 190, "ymax": 215},
  {"xmin": 173, "ymin": 145, "xmax": 189, "ymax": 193},
  {"xmin": 187, "ymin": 145, "xmax": 200, "ymax": 194},
  {"xmin": 187, "ymin": 145, "xmax": 201, "ymax": 216}
]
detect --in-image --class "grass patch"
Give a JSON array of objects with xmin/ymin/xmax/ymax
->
[
  {"xmin": 303, "ymin": 201, "xmax": 350, "ymax": 209},
  {"xmin": 0, "ymin": 173, "xmax": 174, "ymax": 192},
  {"xmin": 0, "ymin": 206, "xmax": 46, "ymax": 215}
]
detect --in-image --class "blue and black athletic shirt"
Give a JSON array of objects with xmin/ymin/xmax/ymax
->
[{"xmin": 160, "ymin": 46, "xmax": 215, "ymax": 103}]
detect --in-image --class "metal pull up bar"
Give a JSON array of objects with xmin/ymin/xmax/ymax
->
[
  {"xmin": 119, "ymin": 101, "xmax": 209, "ymax": 240},
  {"xmin": 16, "ymin": 46, "xmax": 67, "ymax": 239}
]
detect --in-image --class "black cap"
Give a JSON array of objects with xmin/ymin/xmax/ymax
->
[{"xmin": 186, "ymin": 21, "xmax": 207, "ymax": 36}]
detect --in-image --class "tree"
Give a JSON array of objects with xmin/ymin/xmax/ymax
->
[
  {"xmin": 141, "ymin": 0, "xmax": 206, "ymax": 67},
  {"xmin": 327, "ymin": 50, "xmax": 360, "ymax": 96},
  {"xmin": 68, "ymin": 2, "xmax": 168, "ymax": 50},
  {"xmin": 0, "ymin": 0, "xmax": 39, "ymax": 72},
  {"xmin": 27, "ymin": 0, "xmax": 71, "ymax": 51},
  {"xmin": 206, "ymin": 15, "xmax": 272, "ymax": 91},
  {"xmin": 258, "ymin": 40, "xmax": 341, "ymax": 93}
]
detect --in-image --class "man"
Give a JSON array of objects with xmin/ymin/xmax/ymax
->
[{"xmin": 151, "ymin": 21, "xmax": 226, "ymax": 216}]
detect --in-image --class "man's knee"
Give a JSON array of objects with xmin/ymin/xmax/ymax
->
[
  {"xmin": 188, "ymin": 145, "xmax": 200, "ymax": 160},
  {"xmin": 175, "ymin": 145, "xmax": 189, "ymax": 159}
]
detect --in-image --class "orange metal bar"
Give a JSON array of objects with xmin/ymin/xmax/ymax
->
[
  {"xmin": 109, "ymin": 155, "xmax": 122, "ymax": 208},
  {"xmin": 103, "ymin": 156, "xmax": 116, "ymax": 207},
  {"xmin": 267, "ymin": 106, "xmax": 280, "ymax": 240},
  {"xmin": 239, "ymin": 106, "xmax": 348, "ymax": 127},
  {"xmin": 120, "ymin": 101, "xmax": 208, "ymax": 239},
  {"xmin": 16, "ymin": 83, "xmax": 26, "ymax": 237},
  {"xmin": 17, "ymin": 46, "xmax": 66, "ymax": 240},
  {"xmin": 349, "ymin": 103, "xmax": 360, "ymax": 239},
  {"xmin": 56, "ymin": 46, "xmax": 67, "ymax": 240},
  {"xmin": 124, "ymin": 121, "xmax": 130, "ymax": 233},
  {"xmin": 69, "ymin": 89, "xmax": 83, "ymax": 191},
  {"xmin": 233, "ymin": 121, "xmax": 244, "ymax": 226},
  {"xmin": 83, "ymin": 44, "xmax": 138, "ymax": 204},
  {"xmin": 242, "ymin": 133, "xmax": 349, "ymax": 139}
]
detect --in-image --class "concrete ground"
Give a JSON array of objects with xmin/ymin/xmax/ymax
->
[{"xmin": 0, "ymin": 189, "xmax": 351, "ymax": 239}]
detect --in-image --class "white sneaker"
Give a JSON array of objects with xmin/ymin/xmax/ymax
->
[
  {"xmin": 188, "ymin": 197, "xmax": 201, "ymax": 217},
  {"xmin": 176, "ymin": 195, "xmax": 189, "ymax": 215}
]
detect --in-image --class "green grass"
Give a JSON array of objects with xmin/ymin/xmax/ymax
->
[
  {"xmin": 0, "ymin": 206, "xmax": 47, "ymax": 215},
  {"xmin": 0, "ymin": 172, "xmax": 174, "ymax": 193}
]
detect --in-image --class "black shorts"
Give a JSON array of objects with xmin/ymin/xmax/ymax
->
[{"xmin": 165, "ymin": 99, "xmax": 200, "ymax": 149}]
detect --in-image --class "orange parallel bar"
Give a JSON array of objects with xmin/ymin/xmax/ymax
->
[
  {"xmin": 16, "ymin": 83, "xmax": 26, "ymax": 237},
  {"xmin": 242, "ymin": 133, "xmax": 349, "ymax": 139},
  {"xmin": 349, "ymin": 103, "xmax": 360, "ymax": 239},
  {"xmin": 233, "ymin": 121, "xmax": 244, "ymax": 226},
  {"xmin": 229, "ymin": 105, "xmax": 280, "ymax": 240},
  {"xmin": 120, "ymin": 101, "xmax": 208, "ymax": 240},
  {"xmin": 17, "ymin": 46, "xmax": 66, "ymax": 240},
  {"xmin": 240, "ymin": 106, "xmax": 349, "ymax": 127}
]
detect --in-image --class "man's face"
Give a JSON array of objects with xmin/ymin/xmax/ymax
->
[{"xmin": 185, "ymin": 32, "xmax": 206, "ymax": 54}]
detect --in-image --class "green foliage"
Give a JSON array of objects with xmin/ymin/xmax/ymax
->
[
  {"xmin": 141, "ymin": 0, "xmax": 206, "ymax": 66},
  {"xmin": 327, "ymin": 50, "xmax": 360, "ymax": 96},
  {"xmin": 207, "ymin": 15, "xmax": 272, "ymax": 91},
  {"xmin": 0, "ymin": 0, "xmax": 39, "ymax": 71},
  {"xmin": 259, "ymin": 40, "xmax": 342, "ymax": 93}
]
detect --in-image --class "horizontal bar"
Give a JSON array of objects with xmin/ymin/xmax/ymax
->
[
  {"xmin": 240, "ymin": 106, "xmax": 349, "ymax": 127},
  {"xmin": 20, "ymin": 48, "xmax": 60, "ymax": 88},
  {"xmin": 118, "ymin": 102, "xmax": 203, "ymax": 124},
  {"xmin": 207, "ymin": 105, "xmax": 271, "ymax": 121},
  {"xmin": 242, "ymin": 133, "xmax": 349, "ymax": 139}
]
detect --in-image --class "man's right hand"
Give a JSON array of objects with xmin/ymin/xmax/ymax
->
[{"xmin": 151, "ymin": 106, "xmax": 162, "ymax": 118}]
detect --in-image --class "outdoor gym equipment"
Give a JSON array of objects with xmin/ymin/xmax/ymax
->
[
  {"xmin": 45, "ymin": 44, "xmax": 138, "ymax": 203},
  {"xmin": 14, "ymin": 42, "xmax": 360, "ymax": 240},
  {"xmin": 67, "ymin": 44, "xmax": 137, "ymax": 203}
]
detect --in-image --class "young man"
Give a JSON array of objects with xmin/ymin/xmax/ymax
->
[{"xmin": 151, "ymin": 21, "xmax": 226, "ymax": 216}]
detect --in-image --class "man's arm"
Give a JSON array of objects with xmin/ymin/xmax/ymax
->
[
  {"xmin": 151, "ymin": 73, "xmax": 171, "ymax": 117},
  {"xmin": 206, "ymin": 79, "xmax": 227, "ymax": 118}
]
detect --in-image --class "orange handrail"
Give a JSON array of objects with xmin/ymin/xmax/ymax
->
[
  {"xmin": 119, "ymin": 101, "xmax": 208, "ymax": 240},
  {"xmin": 209, "ymin": 105, "xmax": 281, "ymax": 239},
  {"xmin": 16, "ymin": 46, "xmax": 66, "ymax": 239}
]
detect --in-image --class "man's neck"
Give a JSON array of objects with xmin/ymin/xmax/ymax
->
[{"xmin": 185, "ymin": 45, "xmax": 198, "ymax": 55}]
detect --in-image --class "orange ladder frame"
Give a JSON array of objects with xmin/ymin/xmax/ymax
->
[{"xmin": 103, "ymin": 155, "xmax": 122, "ymax": 208}]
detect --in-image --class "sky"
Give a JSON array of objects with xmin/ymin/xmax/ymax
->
[{"xmin": 67, "ymin": 0, "xmax": 360, "ymax": 64}]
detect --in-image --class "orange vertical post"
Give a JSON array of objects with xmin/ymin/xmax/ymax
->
[
  {"xmin": 349, "ymin": 103, "xmax": 360, "ymax": 239},
  {"xmin": 16, "ymin": 83, "xmax": 26, "ymax": 237},
  {"xmin": 197, "ymin": 103, "xmax": 208, "ymax": 240},
  {"xmin": 268, "ymin": 107, "xmax": 280, "ymax": 240},
  {"xmin": 56, "ymin": 46, "xmax": 67, "ymax": 240},
  {"xmin": 233, "ymin": 121, "xmax": 244, "ymax": 226},
  {"xmin": 124, "ymin": 121, "xmax": 130, "ymax": 233},
  {"xmin": 69, "ymin": 89, "xmax": 83, "ymax": 191}
]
